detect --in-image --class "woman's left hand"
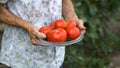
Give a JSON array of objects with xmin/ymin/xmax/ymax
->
[{"xmin": 74, "ymin": 19, "xmax": 86, "ymax": 35}]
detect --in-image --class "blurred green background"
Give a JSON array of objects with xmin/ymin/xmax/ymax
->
[
  {"xmin": 0, "ymin": 0, "xmax": 120, "ymax": 68},
  {"xmin": 63, "ymin": 0, "xmax": 120, "ymax": 68}
]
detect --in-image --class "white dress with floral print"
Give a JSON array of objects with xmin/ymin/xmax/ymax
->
[{"xmin": 0, "ymin": 0, "xmax": 65, "ymax": 68}]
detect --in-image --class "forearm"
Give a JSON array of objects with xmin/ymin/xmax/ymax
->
[
  {"xmin": 62, "ymin": 0, "xmax": 78, "ymax": 21},
  {"xmin": 0, "ymin": 3, "xmax": 31, "ymax": 30}
]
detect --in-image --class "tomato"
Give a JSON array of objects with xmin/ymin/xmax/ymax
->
[
  {"xmin": 66, "ymin": 27, "xmax": 80, "ymax": 40},
  {"xmin": 49, "ymin": 22, "xmax": 55, "ymax": 29},
  {"xmin": 67, "ymin": 20, "xmax": 77, "ymax": 28},
  {"xmin": 55, "ymin": 19, "xmax": 67, "ymax": 29},
  {"xmin": 47, "ymin": 28, "xmax": 67, "ymax": 42},
  {"xmin": 39, "ymin": 26, "xmax": 52, "ymax": 35}
]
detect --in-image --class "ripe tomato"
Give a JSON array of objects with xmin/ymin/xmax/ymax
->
[
  {"xmin": 39, "ymin": 26, "xmax": 52, "ymax": 35},
  {"xmin": 66, "ymin": 27, "xmax": 80, "ymax": 40},
  {"xmin": 67, "ymin": 20, "xmax": 77, "ymax": 28},
  {"xmin": 49, "ymin": 22, "xmax": 55, "ymax": 29},
  {"xmin": 47, "ymin": 28, "xmax": 67, "ymax": 42},
  {"xmin": 55, "ymin": 19, "xmax": 67, "ymax": 29}
]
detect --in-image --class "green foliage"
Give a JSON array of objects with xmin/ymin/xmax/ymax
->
[{"xmin": 64, "ymin": 0, "xmax": 120, "ymax": 68}]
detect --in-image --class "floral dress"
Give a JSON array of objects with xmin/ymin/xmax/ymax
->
[{"xmin": 0, "ymin": 0, "xmax": 65, "ymax": 68}]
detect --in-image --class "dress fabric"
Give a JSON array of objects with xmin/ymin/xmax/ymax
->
[{"xmin": 0, "ymin": 0, "xmax": 65, "ymax": 68}]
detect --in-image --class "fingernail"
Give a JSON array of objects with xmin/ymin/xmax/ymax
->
[
  {"xmin": 80, "ymin": 27, "xmax": 86, "ymax": 30},
  {"xmin": 41, "ymin": 33, "xmax": 46, "ymax": 38}
]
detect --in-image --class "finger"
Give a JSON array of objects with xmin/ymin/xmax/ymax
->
[
  {"xmin": 30, "ymin": 38, "xmax": 42, "ymax": 46},
  {"xmin": 78, "ymin": 24, "xmax": 86, "ymax": 30},
  {"xmin": 30, "ymin": 38, "xmax": 38, "ymax": 45},
  {"xmin": 75, "ymin": 20, "xmax": 86, "ymax": 30},
  {"xmin": 78, "ymin": 20, "xmax": 86, "ymax": 29},
  {"xmin": 31, "ymin": 30, "xmax": 46, "ymax": 39},
  {"xmin": 81, "ymin": 30, "xmax": 86, "ymax": 35},
  {"xmin": 36, "ymin": 32, "xmax": 46, "ymax": 39},
  {"xmin": 76, "ymin": 19, "xmax": 84, "ymax": 25},
  {"xmin": 30, "ymin": 34, "xmax": 36, "ymax": 39},
  {"xmin": 35, "ymin": 39, "xmax": 43, "ymax": 45}
]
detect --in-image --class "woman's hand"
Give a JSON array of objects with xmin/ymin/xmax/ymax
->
[
  {"xmin": 62, "ymin": 0, "xmax": 86, "ymax": 35},
  {"xmin": 26, "ymin": 23, "xmax": 46, "ymax": 45},
  {"xmin": 74, "ymin": 19, "xmax": 86, "ymax": 35},
  {"xmin": 0, "ymin": 3, "xmax": 46, "ymax": 45}
]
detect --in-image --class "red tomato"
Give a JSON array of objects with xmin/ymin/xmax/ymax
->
[
  {"xmin": 49, "ymin": 22, "xmax": 55, "ymax": 29},
  {"xmin": 47, "ymin": 28, "xmax": 67, "ymax": 42},
  {"xmin": 39, "ymin": 26, "xmax": 52, "ymax": 35},
  {"xmin": 55, "ymin": 19, "xmax": 67, "ymax": 29},
  {"xmin": 67, "ymin": 20, "xmax": 77, "ymax": 28},
  {"xmin": 66, "ymin": 27, "xmax": 80, "ymax": 40}
]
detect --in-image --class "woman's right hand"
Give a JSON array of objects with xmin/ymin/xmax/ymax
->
[
  {"xmin": 0, "ymin": 3, "xmax": 46, "ymax": 45},
  {"xmin": 26, "ymin": 23, "xmax": 46, "ymax": 45}
]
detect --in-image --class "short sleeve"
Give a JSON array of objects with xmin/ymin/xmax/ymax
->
[{"xmin": 0, "ymin": 0, "xmax": 9, "ymax": 3}]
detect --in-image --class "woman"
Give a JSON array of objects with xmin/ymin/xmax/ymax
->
[{"xmin": 0, "ymin": 0, "xmax": 86, "ymax": 68}]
